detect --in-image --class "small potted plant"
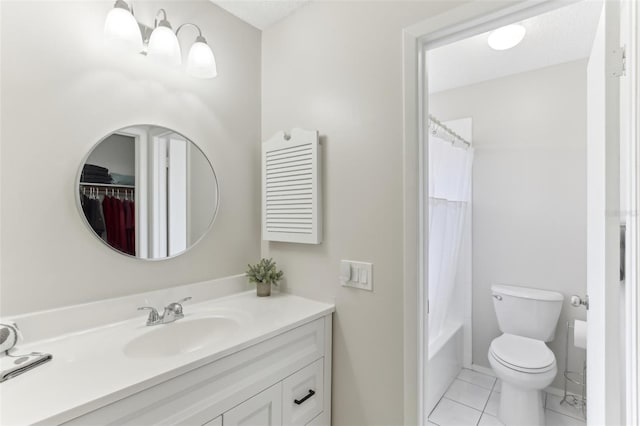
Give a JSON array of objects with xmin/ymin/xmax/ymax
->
[{"xmin": 246, "ymin": 258, "xmax": 284, "ymax": 297}]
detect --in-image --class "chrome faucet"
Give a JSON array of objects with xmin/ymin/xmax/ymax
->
[{"xmin": 138, "ymin": 297, "xmax": 192, "ymax": 326}]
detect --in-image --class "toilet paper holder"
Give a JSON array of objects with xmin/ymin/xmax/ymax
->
[
  {"xmin": 560, "ymin": 320, "xmax": 587, "ymax": 418},
  {"xmin": 570, "ymin": 295, "xmax": 589, "ymax": 310}
]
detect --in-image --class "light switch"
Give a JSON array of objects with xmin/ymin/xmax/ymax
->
[
  {"xmin": 340, "ymin": 261, "xmax": 351, "ymax": 282},
  {"xmin": 340, "ymin": 260, "xmax": 373, "ymax": 291},
  {"xmin": 350, "ymin": 264, "xmax": 360, "ymax": 282},
  {"xmin": 358, "ymin": 266, "xmax": 368, "ymax": 284}
]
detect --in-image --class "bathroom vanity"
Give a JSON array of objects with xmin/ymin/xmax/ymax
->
[{"xmin": 1, "ymin": 289, "xmax": 334, "ymax": 426}]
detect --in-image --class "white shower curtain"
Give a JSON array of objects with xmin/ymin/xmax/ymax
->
[{"xmin": 428, "ymin": 136, "xmax": 474, "ymax": 342}]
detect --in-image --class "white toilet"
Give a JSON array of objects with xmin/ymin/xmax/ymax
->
[{"xmin": 488, "ymin": 284, "xmax": 564, "ymax": 426}]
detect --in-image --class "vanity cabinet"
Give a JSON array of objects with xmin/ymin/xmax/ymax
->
[
  {"xmin": 282, "ymin": 358, "xmax": 324, "ymax": 425},
  {"xmin": 221, "ymin": 357, "xmax": 324, "ymax": 426},
  {"xmin": 62, "ymin": 315, "xmax": 332, "ymax": 426},
  {"xmin": 223, "ymin": 383, "xmax": 282, "ymax": 426}
]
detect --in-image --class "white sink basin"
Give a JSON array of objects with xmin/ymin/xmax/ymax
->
[{"xmin": 124, "ymin": 316, "xmax": 240, "ymax": 359}]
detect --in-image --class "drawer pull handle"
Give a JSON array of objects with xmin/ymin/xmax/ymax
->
[{"xmin": 294, "ymin": 389, "xmax": 316, "ymax": 405}]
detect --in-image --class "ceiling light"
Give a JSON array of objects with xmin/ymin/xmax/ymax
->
[
  {"xmin": 104, "ymin": 0, "xmax": 143, "ymax": 53},
  {"xmin": 488, "ymin": 24, "xmax": 526, "ymax": 51},
  {"xmin": 147, "ymin": 10, "xmax": 182, "ymax": 66}
]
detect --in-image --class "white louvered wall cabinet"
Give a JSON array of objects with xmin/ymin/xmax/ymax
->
[{"xmin": 262, "ymin": 129, "xmax": 322, "ymax": 244}]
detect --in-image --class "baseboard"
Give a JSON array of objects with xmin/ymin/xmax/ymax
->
[
  {"xmin": 470, "ymin": 364, "xmax": 581, "ymax": 398},
  {"xmin": 544, "ymin": 386, "xmax": 573, "ymax": 398},
  {"xmin": 470, "ymin": 363, "xmax": 496, "ymax": 377}
]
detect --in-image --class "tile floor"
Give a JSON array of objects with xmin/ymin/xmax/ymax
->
[{"xmin": 428, "ymin": 368, "xmax": 586, "ymax": 426}]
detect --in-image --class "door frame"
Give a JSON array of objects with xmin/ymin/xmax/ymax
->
[
  {"xmin": 622, "ymin": 1, "xmax": 640, "ymax": 423},
  {"xmin": 401, "ymin": 1, "xmax": 638, "ymax": 425},
  {"xmin": 111, "ymin": 126, "xmax": 147, "ymax": 258}
]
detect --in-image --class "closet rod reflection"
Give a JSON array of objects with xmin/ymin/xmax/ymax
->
[{"xmin": 79, "ymin": 182, "xmax": 135, "ymax": 189}]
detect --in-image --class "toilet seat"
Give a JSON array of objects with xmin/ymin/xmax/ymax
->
[{"xmin": 489, "ymin": 334, "xmax": 555, "ymax": 374}]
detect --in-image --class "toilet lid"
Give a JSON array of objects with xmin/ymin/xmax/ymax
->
[{"xmin": 490, "ymin": 334, "xmax": 555, "ymax": 373}]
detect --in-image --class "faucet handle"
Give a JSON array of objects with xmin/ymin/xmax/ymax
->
[
  {"xmin": 165, "ymin": 297, "xmax": 192, "ymax": 316},
  {"xmin": 138, "ymin": 306, "xmax": 160, "ymax": 325}
]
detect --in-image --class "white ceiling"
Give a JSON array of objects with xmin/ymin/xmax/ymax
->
[
  {"xmin": 210, "ymin": 1, "xmax": 601, "ymax": 88},
  {"xmin": 211, "ymin": 0, "xmax": 310, "ymax": 30},
  {"xmin": 428, "ymin": 1, "xmax": 602, "ymax": 94}
]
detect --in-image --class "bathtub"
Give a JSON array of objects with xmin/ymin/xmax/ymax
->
[{"xmin": 426, "ymin": 321, "xmax": 464, "ymax": 415}]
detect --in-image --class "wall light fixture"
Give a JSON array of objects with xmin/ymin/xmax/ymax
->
[
  {"xmin": 104, "ymin": 1, "xmax": 218, "ymax": 79},
  {"xmin": 104, "ymin": 0, "xmax": 143, "ymax": 53}
]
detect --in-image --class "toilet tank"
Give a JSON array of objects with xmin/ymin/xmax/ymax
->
[{"xmin": 492, "ymin": 284, "xmax": 564, "ymax": 341}]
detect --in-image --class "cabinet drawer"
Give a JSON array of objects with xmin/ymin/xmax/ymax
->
[{"xmin": 282, "ymin": 358, "xmax": 324, "ymax": 426}]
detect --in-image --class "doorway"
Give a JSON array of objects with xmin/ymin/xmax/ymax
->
[{"xmin": 401, "ymin": 1, "xmax": 637, "ymax": 425}]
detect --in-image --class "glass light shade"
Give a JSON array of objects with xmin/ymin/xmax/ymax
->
[
  {"xmin": 488, "ymin": 24, "xmax": 526, "ymax": 50},
  {"xmin": 147, "ymin": 24, "xmax": 182, "ymax": 66},
  {"xmin": 186, "ymin": 39, "xmax": 217, "ymax": 79},
  {"xmin": 104, "ymin": 6, "xmax": 143, "ymax": 53}
]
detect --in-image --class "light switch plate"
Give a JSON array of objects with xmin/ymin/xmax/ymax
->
[
  {"xmin": 339, "ymin": 261, "xmax": 351, "ymax": 282},
  {"xmin": 340, "ymin": 260, "xmax": 373, "ymax": 291}
]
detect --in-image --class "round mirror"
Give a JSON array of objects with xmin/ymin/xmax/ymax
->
[{"xmin": 77, "ymin": 125, "xmax": 219, "ymax": 260}]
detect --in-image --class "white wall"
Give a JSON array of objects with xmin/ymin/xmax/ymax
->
[
  {"xmin": 430, "ymin": 59, "xmax": 588, "ymax": 391},
  {"xmin": 86, "ymin": 134, "xmax": 135, "ymax": 176},
  {"xmin": 0, "ymin": 1, "xmax": 261, "ymax": 315},
  {"xmin": 261, "ymin": 2, "xmax": 465, "ymax": 424}
]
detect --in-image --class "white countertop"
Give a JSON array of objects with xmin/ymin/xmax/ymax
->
[{"xmin": 0, "ymin": 291, "xmax": 334, "ymax": 426}]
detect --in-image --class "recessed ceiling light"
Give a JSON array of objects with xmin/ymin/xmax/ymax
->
[{"xmin": 488, "ymin": 24, "xmax": 526, "ymax": 50}]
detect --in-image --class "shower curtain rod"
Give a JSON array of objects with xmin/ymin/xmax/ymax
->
[{"xmin": 428, "ymin": 114, "xmax": 471, "ymax": 147}]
